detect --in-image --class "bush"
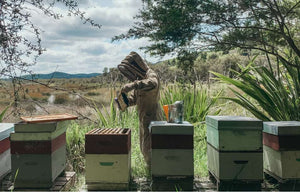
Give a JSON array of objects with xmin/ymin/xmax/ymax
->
[{"xmin": 54, "ymin": 94, "xmax": 70, "ymax": 104}]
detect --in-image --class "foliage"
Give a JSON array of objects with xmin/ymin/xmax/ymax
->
[
  {"xmin": 212, "ymin": 54, "xmax": 300, "ymax": 121},
  {"xmin": 0, "ymin": 104, "xmax": 10, "ymax": 122},
  {"xmin": 114, "ymin": 0, "xmax": 300, "ymax": 68},
  {"xmin": 66, "ymin": 122, "xmax": 92, "ymax": 173},
  {"xmin": 160, "ymin": 84, "xmax": 221, "ymax": 123}
]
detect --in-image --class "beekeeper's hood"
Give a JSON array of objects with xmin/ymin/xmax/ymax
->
[{"xmin": 118, "ymin": 52, "xmax": 149, "ymax": 81}]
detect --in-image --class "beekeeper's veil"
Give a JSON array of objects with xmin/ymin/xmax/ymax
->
[{"xmin": 118, "ymin": 52, "xmax": 149, "ymax": 81}]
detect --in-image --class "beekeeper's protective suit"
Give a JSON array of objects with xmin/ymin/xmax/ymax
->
[{"xmin": 118, "ymin": 52, "xmax": 163, "ymax": 166}]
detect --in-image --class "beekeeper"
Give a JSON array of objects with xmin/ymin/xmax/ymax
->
[{"xmin": 118, "ymin": 51, "xmax": 163, "ymax": 166}]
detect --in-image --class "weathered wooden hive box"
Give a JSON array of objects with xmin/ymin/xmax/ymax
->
[
  {"xmin": 263, "ymin": 121, "xmax": 300, "ymax": 179},
  {"xmin": 11, "ymin": 117, "xmax": 71, "ymax": 189},
  {"xmin": 149, "ymin": 121, "xmax": 194, "ymax": 177},
  {"xmin": 206, "ymin": 116, "xmax": 263, "ymax": 181},
  {"xmin": 149, "ymin": 121, "xmax": 194, "ymax": 190},
  {"xmin": 0, "ymin": 123, "xmax": 14, "ymax": 180},
  {"xmin": 85, "ymin": 128, "xmax": 131, "ymax": 191}
]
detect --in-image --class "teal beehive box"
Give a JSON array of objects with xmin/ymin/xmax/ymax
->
[
  {"xmin": 206, "ymin": 116, "xmax": 263, "ymax": 151},
  {"xmin": 206, "ymin": 116, "xmax": 263, "ymax": 185}
]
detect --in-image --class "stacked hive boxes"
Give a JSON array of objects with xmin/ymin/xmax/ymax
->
[
  {"xmin": 85, "ymin": 128, "xmax": 131, "ymax": 190},
  {"xmin": 149, "ymin": 121, "xmax": 194, "ymax": 190},
  {"xmin": 11, "ymin": 120, "xmax": 68, "ymax": 188},
  {"xmin": 206, "ymin": 116, "xmax": 263, "ymax": 189},
  {"xmin": 0, "ymin": 123, "xmax": 14, "ymax": 180},
  {"xmin": 263, "ymin": 121, "xmax": 300, "ymax": 179}
]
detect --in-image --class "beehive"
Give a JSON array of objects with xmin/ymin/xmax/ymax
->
[
  {"xmin": 263, "ymin": 121, "xmax": 300, "ymax": 179},
  {"xmin": 85, "ymin": 128, "xmax": 131, "ymax": 191},
  {"xmin": 206, "ymin": 116, "xmax": 263, "ymax": 182},
  {"xmin": 149, "ymin": 121, "xmax": 194, "ymax": 190},
  {"xmin": 11, "ymin": 120, "xmax": 68, "ymax": 188},
  {"xmin": 0, "ymin": 123, "xmax": 14, "ymax": 180}
]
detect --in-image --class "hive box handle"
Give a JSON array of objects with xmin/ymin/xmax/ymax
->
[
  {"xmin": 99, "ymin": 162, "xmax": 114, "ymax": 166},
  {"xmin": 233, "ymin": 160, "xmax": 248, "ymax": 165}
]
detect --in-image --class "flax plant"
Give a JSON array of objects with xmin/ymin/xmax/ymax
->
[{"xmin": 212, "ymin": 54, "xmax": 300, "ymax": 121}]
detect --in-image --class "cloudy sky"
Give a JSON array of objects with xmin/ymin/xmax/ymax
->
[{"xmin": 30, "ymin": 0, "xmax": 172, "ymax": 74}]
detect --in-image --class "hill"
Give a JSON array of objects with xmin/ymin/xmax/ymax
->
[{"xmin": 22, "ymin": 72, "xmax": 101, "ymax": 79}]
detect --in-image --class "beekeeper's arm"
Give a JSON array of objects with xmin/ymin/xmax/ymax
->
[{"xmin": 121, "ymin": 72, "xmax": 158, "ymax": 93}]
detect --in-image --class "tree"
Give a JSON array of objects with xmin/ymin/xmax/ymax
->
[
  {"xmin": 0, "ymin": 0, "xmax": 101, "ymax": 79},
  {"xmin": 114, "ymin": 0, "xmax": 300, "ymax": 68}
]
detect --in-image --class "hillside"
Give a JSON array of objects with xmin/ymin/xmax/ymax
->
[{"xmin": 22, "ymin": 72, "xmax": 101, "ymax": 79}]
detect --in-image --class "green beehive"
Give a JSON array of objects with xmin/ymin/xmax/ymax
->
[
  {"xmin": 206, "ymin": 116, "xmax": 263, "ymax": 184},
  {"xmin": 206, "ymin": 116, "xmax": 263, "ymax": 151},
  {"xmin": 11, "ymin": 121, "xmax": 67, "ymax": 188}
]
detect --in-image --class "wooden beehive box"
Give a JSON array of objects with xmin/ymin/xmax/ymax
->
[
  {"xmin": 207, "ymin": 143, "xmax": 263, "ymax": 181},
  {"xmin": 10, "ymin": 114, "xmax": 76, "ymax": 189},
  {"xmin": 263, "ymin": 121, "xmax": 300, "ymax": 179},
  {"xmin": 0, "ymin": 123, "xmax": 14, "ymax": 180},
  {"xmin": 206, "ymin": 116, "xmax": 263, "ymax": 182},
  {"xmin": 206, "ymin": 116, "xmax": 263, "ymax": 151},
  {"xmin": 85, "ymin": 128, "xmax": 131, "ymax": 191},
  {"xmin": 149, "ymin": 121, "xmax": 194, "ymax": 177}
]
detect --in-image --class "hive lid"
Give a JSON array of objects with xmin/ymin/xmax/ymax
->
[
  {"xmin": 263, "ymin": 121, "xmax": 300, "ymax": 135},
  {"xmin": 20, "ymin": 113, "xmax": 78, "ymax": 123},
  {"xmin": 0, "ymin": 123, "xmax": 14, "ymax": 141},
  {"xmin": 206, "ymin": 116, "xmax": 262, "ymax": 130},
  {"xmin": 14, "ymin": 120, "xmax": 68, "ymax": 133},
  {"xmin": 148, "ymin": 121, "xmax": 193, "ymax": 135}
]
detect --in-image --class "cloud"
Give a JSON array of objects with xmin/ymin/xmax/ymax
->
[{"xmin": 27, "ymin": 0, "xmax": 173, "ymax": 74}]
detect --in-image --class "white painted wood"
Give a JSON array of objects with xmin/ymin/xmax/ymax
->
[
  {"xmin": 151, "ymin": 149, "xmax": 193, "ymax": 176},
  {"xmin": 264, "ymin": 145, "xmax": 300, "ymax": 179},
  {"xmin": 85, "ymin": 153, "xmax": 131, "ymax": 183},
  {"xmin": 207, "ymin": 144, "xmax": 263, "ymax": 181},
  {"xmin": 0, "ymin": 149, "xmax": 11, "ymax": 179}
]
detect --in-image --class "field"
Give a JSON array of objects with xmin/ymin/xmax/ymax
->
[{"xmin": 0, "ymin": 78, "xmax": 252, "ymax": 190}]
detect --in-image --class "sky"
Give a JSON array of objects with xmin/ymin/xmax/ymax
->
[{"xmin": 29, "ymin": 0, "xmax": 172, "ymax": 74}]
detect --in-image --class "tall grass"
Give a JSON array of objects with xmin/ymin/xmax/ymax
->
[
  {"xmin": 160, "ymin": 84, "xmax": 221, "ymax": 123},
  {"xmin": 66, "ymin": 83, "xmax": 222, "ymax": 185},
  {"xmin": 0, "ymin": 103, "xmax": 11, "ymax": 122}
]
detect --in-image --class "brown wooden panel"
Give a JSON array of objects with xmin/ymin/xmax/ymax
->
[
  {"xmin": 151, "ymin": 134, "xmax": 193, "ymax": 149},
  {"xmin": 0, "ymin": 138, "xmax": 10, "ymax": 154},
  {"xmin": 85, "ymin": 128, "xmax": 131, "ymax": 154},
  {"xmin": 263, "ymin": 132, "xmax": 300, "ymax": 151},
  {"xmin": 21, "ymin": 113, "xmax": 78, "ymax": 123},
  {"xmin": 11, "ymin": 133, "xmax": 66, "ymax": 154}
]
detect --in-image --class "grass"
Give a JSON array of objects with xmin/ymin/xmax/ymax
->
[{"xmin": 65, "ymin": 83, "xmax": 222, "ymax": 186}]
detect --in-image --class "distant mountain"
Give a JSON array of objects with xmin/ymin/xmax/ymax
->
[{"xmin": 22, "ymin": 72, "xmax": 101, "ymax": 79}]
